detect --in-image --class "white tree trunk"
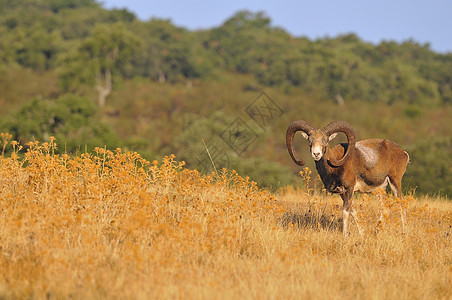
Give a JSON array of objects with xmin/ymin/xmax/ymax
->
[
  {"xmin": 158, "ymin": 70, "xmax": 166, "ymax": 84},
  {"xmin": 96, "ymin": 68, "xmax": 112, "ymax": 108},
  {"xmin": 335, "ymin": 93, "xmax": 345, "ymax": 106}
]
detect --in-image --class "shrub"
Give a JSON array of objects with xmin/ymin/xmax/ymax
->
[
  {"xmin": 404, "ymin": 136, "xmax": 452, "ymax": 196},
  {"xmin": 0, "ymin": 94, "xmax": 120, "ymax": 153}
]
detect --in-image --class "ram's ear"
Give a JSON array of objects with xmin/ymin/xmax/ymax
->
[
  {"xmin": 328, "ymin": 133, "xmax": 338, "ymax": 141},
  {"xmin": 301, "ymin": 132, "xmax": 309, "ymax": 140}
]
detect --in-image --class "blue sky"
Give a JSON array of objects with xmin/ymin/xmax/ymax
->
[{"xmin": 101, "ymin": 0, "xmax": 452, "ymax": 53}]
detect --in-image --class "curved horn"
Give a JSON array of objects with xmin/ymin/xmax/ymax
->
[
  {"xmin": 286, "ymin": 120, "xmax": 314, "ymax": 166},
  {"xmin": 321, "ymin": 121, "xmax": 356, "ymax": 166}
]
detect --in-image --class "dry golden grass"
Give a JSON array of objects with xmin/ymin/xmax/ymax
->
[{"xmin": 0, "ymin": 135, "xmax": 451, "ymax": 299}]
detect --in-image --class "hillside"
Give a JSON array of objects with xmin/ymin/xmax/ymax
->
[
  {"xmin": 0, "ymin": 140, "xmax": 450, "ymax": 298},
  {"xmin": 0, "ymin": 0, "xmax": 451, "ymax": 195}
]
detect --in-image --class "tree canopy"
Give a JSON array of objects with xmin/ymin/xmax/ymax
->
[{"xmin": 1, "ymin": 2, "xmax": 451, "ymax": 105}]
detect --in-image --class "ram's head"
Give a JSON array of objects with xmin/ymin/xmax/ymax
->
[{"xmin": 286, "ymin": 120, "xmax": 356, "ymax": 167}]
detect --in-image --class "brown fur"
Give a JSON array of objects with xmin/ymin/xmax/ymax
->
[
  {"xmin": 323, "ymin": 139, "xmax": 409, "ymax": 196},
  {"xmin": 287, "ymin": 121, "xmax": 410, "ymax": 236}
]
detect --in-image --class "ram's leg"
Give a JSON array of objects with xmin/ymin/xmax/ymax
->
[
  {"xmin": 342, "ymin": 208, "xmax": 350, "ymax": 237},
  {"xmin": 350, "ymin": 206, "xmax": 363, "ymax": 235},
  {"xmin": 340, "ymin": 189, "xmax": 358, "ymax": 237},
  {"xmin": 398, "ymin": 200, "xmax": 407, "ymax": 234},
  {"xmin": 388, "ymin": 178, "xmax": 407, "ymax": 233}
]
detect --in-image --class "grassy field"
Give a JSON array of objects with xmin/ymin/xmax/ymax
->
[{"xmin": 0, "ymin": 136, "xmax": 451, "ymax": 299}]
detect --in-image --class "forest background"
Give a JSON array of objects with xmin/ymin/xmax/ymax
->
[{"xmin": 0, "ymin": 0, "xmax": 451, "ymax": 196}]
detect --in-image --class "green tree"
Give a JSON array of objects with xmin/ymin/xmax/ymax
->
[
  {"xmin": 1, "ymin": 25, "xmax": 62, "ymax": 70},
  {"xmin": 206, "ymin": 10, "xmax": 290, "ymax": 74},
  {"xmin": 46, "ymin": 0, "xmax": 98, "ymax": 13},
  {"xmin": 59, "ymin": 23, "xmax": 142, "ymax": 107},
  {"xmin": 0, "ymin": 95, "xmax": 120, "ymax": 153},
  {"xmin": 404, "ymin": 137, "xmax": 452, "ymax": 196},
  {"xmin": 130, "ymin": 19, "xmax": 210, "ymax": 83}
]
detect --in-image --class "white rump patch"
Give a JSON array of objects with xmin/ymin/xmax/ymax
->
[{"xmin": 356, "ymin": 143, "xmax": 379, "ymax": 169}]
